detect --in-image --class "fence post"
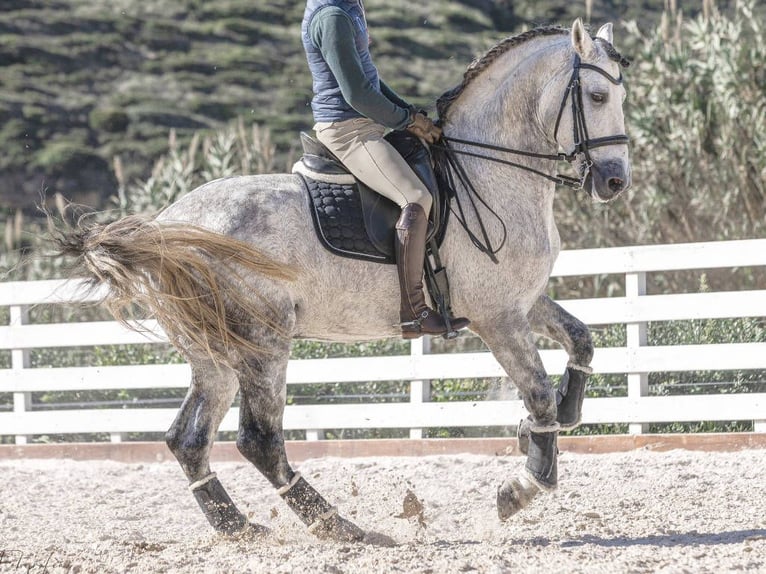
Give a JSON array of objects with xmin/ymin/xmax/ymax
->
[
  {"xmin": 10, "ymin": 305, "xmax": 32, "ymax": 445},
  {"xmin": 409, "ymin": 336, "xmax": 431, "ymax": 439},
  {"xmin": 754, "ymin": 420, "xmax": 766, "ymax": 433},
  {"xmin": 306, "ymin": 429, "xmax": 325, "ymax": 441},
  {"xmin": 626, "ymin": 272, "xmax": 649, "ymax": 435}
]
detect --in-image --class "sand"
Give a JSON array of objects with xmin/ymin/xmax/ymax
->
[{"xmin": 1, "ymin": 448, "xmax": 765, "ymax": 573}]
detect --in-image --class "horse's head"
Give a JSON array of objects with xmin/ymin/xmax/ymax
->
[{"xmin": 554, "ymin": 19, "xmax": 631, "ymax": 202}]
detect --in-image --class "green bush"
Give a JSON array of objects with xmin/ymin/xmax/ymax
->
[
  {"xmin": 89, "ymin": 107, "xmax": 130, "ymax": 133},
  {"xmin": 32, "ymin": 141, "xmax": 102, "ymax": 172},
  {"xmin": 0, "ymin": 118, "xmax": 32, "ymax": 169},
  {"xmin": 119, "ymin": 118, "xmax": 283, "ymax": 215}
]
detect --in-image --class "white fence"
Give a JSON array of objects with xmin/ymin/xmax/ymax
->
[{"xmin": 1, "ymin": 239, "xmax": 765, "ymax": 445}]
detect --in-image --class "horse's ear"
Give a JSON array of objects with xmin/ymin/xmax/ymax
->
[
  {"xmin": 571, "ymin": 18, "xmax": 595, "ymax": 59},
  {"xmin": 596, "ymin": 23, "xmax": 614, "ymax": 44}
]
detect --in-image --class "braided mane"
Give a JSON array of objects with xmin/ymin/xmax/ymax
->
[
  {"xmin": 436, "ymin": 27, "xmax": 568, "ymax": 120},
  {"xmin": 436, "ymin": 25, "xmax": 630, "ymax": 121}
]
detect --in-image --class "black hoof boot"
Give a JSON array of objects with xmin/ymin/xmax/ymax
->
[
  {"xmin": 556, "ymin": 367, "xmax": 589, "ymax": 431},
  {"xmin": 525, "ymin": 430, "xmax": 558, "ymax": 491},
  {"xmin": 190, "ymin": 474, "xmax": 249, "ymax": 535}
]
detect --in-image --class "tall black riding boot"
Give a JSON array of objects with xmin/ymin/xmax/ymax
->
[{"xmin": 395, "ymin": 203, "xmax": 469, "ymax": 339}]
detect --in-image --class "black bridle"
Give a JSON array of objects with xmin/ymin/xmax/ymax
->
[
  {"xmin": 431, "ymin": 53, "xmax": 630, "ymax": 262},
  {"xmin": 553, "ymin": 54, "xmax": 630, "ymax": 167}
]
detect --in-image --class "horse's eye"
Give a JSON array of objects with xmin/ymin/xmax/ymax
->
[{"xmin": 591, "ymin": 92, "xmax": 607, "ymax": 104}]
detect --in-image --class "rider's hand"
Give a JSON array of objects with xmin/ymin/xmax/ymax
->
[{"xmin": 406, "ymin": 112, "xmax": 442, "ymax": 144}]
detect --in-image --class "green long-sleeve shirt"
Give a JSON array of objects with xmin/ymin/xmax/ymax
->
[{"xmin": 309, "ymin": 7, "xmax": 412, "ymax": 129}]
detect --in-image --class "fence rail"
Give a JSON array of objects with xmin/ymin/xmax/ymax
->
[{"xmin": 2, "ymin": 239, "xmax": 766, "ymax": 444}]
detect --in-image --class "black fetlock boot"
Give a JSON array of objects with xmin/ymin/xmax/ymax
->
[
  {"xmin": 395, "ymin": 203, "xmax": 469, "ymax": 339},
  {"xmin": 556, "ymin": 366, "xmax": 590, "ymax": 430},
  {"xmin": 190, "ymin": 473, "xmax": 249, "ymax": 535},
  {"xmin": 525, "ymin": 429, "xmax": 558, "ymax": 490},
  {"xmin": 278, "ymin": 472, "xmax": 365, "ymax": 542}
]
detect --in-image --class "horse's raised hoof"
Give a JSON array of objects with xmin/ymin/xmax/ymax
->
[
  {"xmin": 309, "ymin": 511, "xmax": 366, "ymax": 543},
  {"xmin": 497, "ymin": 475, "xmax": 540, "ymax": 521}
]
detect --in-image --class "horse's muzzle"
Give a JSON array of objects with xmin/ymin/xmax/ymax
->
[{"xmin": 590, "ymin": 159, "xmax": 631, "ymax": 202}]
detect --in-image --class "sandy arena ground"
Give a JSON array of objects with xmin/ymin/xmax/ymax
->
[{"xmin": 1, "ymin": 448, "xmax": 765, "ymax": 573}]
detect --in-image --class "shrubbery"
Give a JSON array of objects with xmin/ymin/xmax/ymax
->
[{"xmin": 88, "ymin": 108, "xmax": 130, "ymax": 133}]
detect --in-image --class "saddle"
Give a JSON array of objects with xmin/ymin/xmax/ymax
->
[
  {"xmin": 293, "ymin": 130, "xmax": 448, "ymax": 263},
  {"xmin": 293, "ymin": 130, "xmax": 459, "ymax": 336}
]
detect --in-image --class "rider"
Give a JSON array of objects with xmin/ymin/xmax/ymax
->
[{"xmin": 301, "ymin": 0, "xmax": 469, "ymax": 339}]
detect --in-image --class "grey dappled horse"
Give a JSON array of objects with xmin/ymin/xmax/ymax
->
[{"xmin": 60, "ymin": 20, "xmax": 630, "ymax": 541}]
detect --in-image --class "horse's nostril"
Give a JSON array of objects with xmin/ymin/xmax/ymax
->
[{"xmin": 608, "ymin": 177, "xmax": 624, "ymax": 193}]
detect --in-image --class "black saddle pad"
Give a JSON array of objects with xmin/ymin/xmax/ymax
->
[
  {"xmin": 295, "ymin": 130, "xmax": 449, "ymax": 264},
  {"xmin": 297, "ymin": 174, "xmax": 398, "ymax": 264}
]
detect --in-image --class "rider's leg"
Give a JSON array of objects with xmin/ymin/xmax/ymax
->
[
  {"xmin": 394, "ymin": 203, "xmax": 469, "ymax": 338},
  {"xmin": 315, "ymin": 118, "xmax": 469, "ymax": 338},
  {"xmin": 314, "ymin": 118, "xmax": 431, "ymax": 211}
]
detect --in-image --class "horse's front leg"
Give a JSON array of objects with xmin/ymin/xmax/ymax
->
[
  {"xmin": 473, "ymin": 310, "xmax": 560, "ymax": 520},
  {"xmin": 527, "ymin": 294, "xmax": 594, "ymax": 431}
]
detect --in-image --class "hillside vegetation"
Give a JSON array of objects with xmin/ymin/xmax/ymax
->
[{"xmin": 1, "ymin": 0, "xmax": 702, "ymax": 213}]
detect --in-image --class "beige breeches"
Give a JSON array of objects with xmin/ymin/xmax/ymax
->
[{"xmin": 314, "ymin": 117, "xmax": 432, "ymax": 213}]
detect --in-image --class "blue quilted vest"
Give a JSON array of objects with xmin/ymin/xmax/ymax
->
[{"xmin": 302, "ymin": 0, "xmax": 380, "ymax": 122}]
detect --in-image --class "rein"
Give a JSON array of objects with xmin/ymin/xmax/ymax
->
[
  {"xmin": 434, "ymin": 137, "xmax": 583, "ymax": 189},
  {"xmin": 432, "ymin": 53, "xmax": 630, "ymax": 262}
]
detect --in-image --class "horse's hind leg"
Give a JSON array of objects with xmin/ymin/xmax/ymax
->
[
  {"xmin": 235, "ymin": 346, "xmax": 365, "ymax": 542},
  {"xmin": 165, "ymin": 360, "xmax": 250, "ymax": 535},
  {"xmin": 527, "ymin": 294, "xmax": 594, "ymax": 431}
]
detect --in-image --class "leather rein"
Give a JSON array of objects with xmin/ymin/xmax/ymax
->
[{"xmin": 431, "ymin": 54, "xmax": 630, "ymax": 262}]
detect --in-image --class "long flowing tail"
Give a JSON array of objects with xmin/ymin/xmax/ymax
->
[{"xmin": 55, "ymin": 214, "xmax": 297, "ymax": 363}]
